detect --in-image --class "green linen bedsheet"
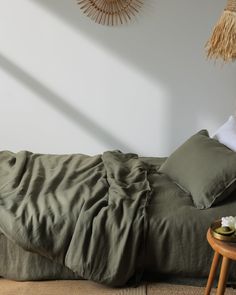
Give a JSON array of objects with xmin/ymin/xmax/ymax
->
[
  {"xmin": 0, "ymin": 231, "xmax": 80, "ymax": 280},
  {"xmin": 0, "ymin": 150, "xmax": 236, "ymax": 286},
  {"xmin": 0, "ymin": 150, "xmax": 151, "ymax": 286}
]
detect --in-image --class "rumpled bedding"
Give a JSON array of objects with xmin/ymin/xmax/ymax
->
[
  {"xmin": 0, "ymin": 150, "xmax": 151, "ymax": 286},
  {"xmin": 1, "ymin": 150, "xmax": 236, "ymax": 286}
]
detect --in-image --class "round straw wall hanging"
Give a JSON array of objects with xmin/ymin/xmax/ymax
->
[{"xmin": 77, "ymin": 0, "xmax": 143, "ymax": 26}]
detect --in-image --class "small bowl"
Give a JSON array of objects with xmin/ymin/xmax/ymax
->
[{"xmin": 210, "ymin": 219, "xmax": 236, "ymax": 242}]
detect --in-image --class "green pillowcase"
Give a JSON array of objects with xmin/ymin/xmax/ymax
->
[{"xmin": 159, "ymin": 130, "xmax": 236, "ymax": 209}]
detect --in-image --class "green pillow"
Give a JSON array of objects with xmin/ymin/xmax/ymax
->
[{"xmin": 159, "ymin": 130, "xmax": 236, "ymax": 209}]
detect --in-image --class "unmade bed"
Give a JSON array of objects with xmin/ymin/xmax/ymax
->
[
  {"xmin": 1, "ymin": 157, "xmax": 236, "ymax": 283},
  {"xmin": 0, "ymin": 131, "xmax": 236, "ymax": 286}
]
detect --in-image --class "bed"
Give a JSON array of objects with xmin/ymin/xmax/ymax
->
[{"xmin": 0, "ymin": 130, "xmax": 236, "ymax": 287}]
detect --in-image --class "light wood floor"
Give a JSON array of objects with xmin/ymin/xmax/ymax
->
[{"xmin": 0, "ymin": 280, "xmax": 236, "ymax": 295}]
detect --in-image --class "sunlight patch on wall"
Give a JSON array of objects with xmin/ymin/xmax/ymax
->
[{"xmin": 0, "ymin": 0, "xmax": 171, "ymax": 156}]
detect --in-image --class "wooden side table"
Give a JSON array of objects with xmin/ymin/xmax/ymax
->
[{"xmin": 205, "ymin": 229, "xmax": 236, "ymax": 295}]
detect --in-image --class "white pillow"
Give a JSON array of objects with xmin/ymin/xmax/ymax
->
[{"xmin": 213, "ymin": 115, "xmax": 236, "ymax": 151}]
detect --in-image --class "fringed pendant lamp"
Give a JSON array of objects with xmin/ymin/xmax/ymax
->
[
  {"xmin": 206, "ymin": 0, "xmax": 236, "ymax": 62},
  {"xmin": 77, "ymin": 0, "xmax": 143, "ymax": 26}
]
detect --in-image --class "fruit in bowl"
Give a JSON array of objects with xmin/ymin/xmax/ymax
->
[{"xmin": 215, "ymin": 226, "xmax": 235, "ymax": 236}]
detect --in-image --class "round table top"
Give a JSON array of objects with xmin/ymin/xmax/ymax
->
[{"xmin": 207, "ymin": 229, "xmax": 236, "ymax": 260}]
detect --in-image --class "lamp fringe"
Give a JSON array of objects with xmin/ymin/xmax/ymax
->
[{"xmin": 206, "ymin": 2, "xmax": 236, "ymax": 62}]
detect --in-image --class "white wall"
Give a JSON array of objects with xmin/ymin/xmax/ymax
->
[{"xmin": 0, "ymin": 0, "xmax": 235, "ymax": 156}]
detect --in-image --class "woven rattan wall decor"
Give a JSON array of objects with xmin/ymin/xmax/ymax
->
[
  {"xmin": 206, "ymin": 0, "xmax": 236, "ymax": 62},
  {"xmin": 77, "ymin": 0, "xmax": 143, "ymax": 26}
]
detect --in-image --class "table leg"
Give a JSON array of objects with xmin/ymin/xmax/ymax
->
[
  {"xmin": 216, "ymin": 257, "xmax": 231, "ymax": 295},
  {"xmin": 205, "ymin": 251, "xmax": 220, "ymax": 295}
]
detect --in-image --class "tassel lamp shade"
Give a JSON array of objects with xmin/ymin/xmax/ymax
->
[{"xmin": 206, "ymin": 0, "xmax": 236, "ymax": 62}]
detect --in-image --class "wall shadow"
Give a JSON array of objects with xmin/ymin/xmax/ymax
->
[
  {"xmin": 32, "ymin": 0, "xmax": 236, "ymax": 150},
  {"xmin": 0, "ymin": 53, "xmax": 132, "ymax": 152}
]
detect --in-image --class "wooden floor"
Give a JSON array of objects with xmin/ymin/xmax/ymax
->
[{"xmin": 0, "ymin": 280, "xmax": 236, "ymax": 295}]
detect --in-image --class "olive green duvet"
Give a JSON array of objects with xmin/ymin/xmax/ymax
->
[{"xmin": 0, "ymin": 150, "xmax": 235, "ymax": 286}]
